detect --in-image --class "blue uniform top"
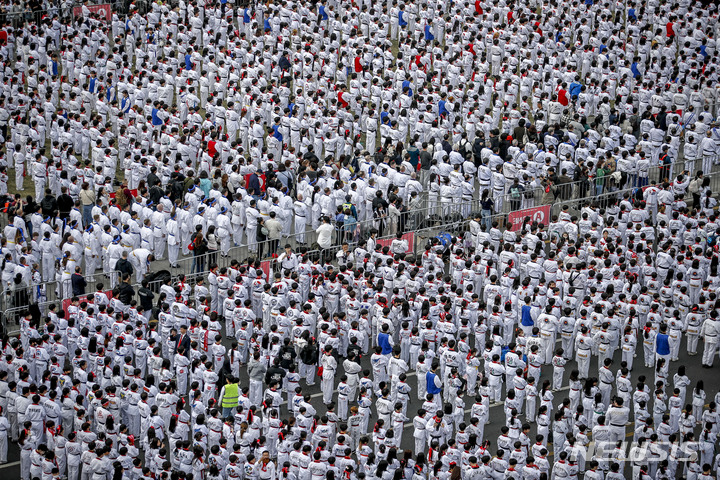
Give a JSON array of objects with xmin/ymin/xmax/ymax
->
[
  {"xmin": 656, "ymin": 333, "xmax": 670, "ymax": 356},
  {"xmin": 378, "ymin": 332, "xmax": 392, "ymax": 355},
  {"xmin": 521, "ymin": 305, "xmax": 534, "ymax": 327},
  {"xmin": 426, "ymin": 371, "xmax": 442, "ymax": 394},
  {"xmin": 438, "ymin": 100, "xmax": 447, "ymax": 117},
  {"xmin": 424, "ymin": 25, "xmax": 434, "ymax": 41},
  {"xmin": 151, "ymin": 108, "xmax": 163, "ymax": 126}
]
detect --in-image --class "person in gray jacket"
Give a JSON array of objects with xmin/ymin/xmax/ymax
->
[{"xmin": 248, "ymin": 351, "xmax": 268, "ymax": 406}]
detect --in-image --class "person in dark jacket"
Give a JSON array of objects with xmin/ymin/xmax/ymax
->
[
  {"xmin": 138, "ymin": 279, "xmax": 155, "ymax": 313},
  {"xmin": 115, "ymin": 274, "xmax": 135, "ymax": 304},
  {"xmin": 172, "ymin": 325, "xmax": 192, "ymax": 356},
  {"xmin": 191, "ymin": 229, "xmax": 208, "ymax": 273},
  {"xmin": 278, "ymin": 337, "xmax": 297, "ymax": 369},
  {"xmin": 40, "ymin": 189, "xmax": 58, "ymax": 219},
  {"xmin": 299, "ymin": 333, "xmax": 319, "ymax": 384},
  {"xmin": 248, "ymin": 171, "xmax": 263, "ymax": 196},
  {"xmin": 115, "ymin": 251, "xmax": 134, "ymax": 277},
  {"xmin": 265, "ymin": 357, "xmax": 287, "ymax": 385},
  {"xmin": 57, "ymin": 186, "xmax": 74, "ymax": 221},
  {"xmin": 71, "ymin": 266, "xmax": 87, "ymax": 296}
]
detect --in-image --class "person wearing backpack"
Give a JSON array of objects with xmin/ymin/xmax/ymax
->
[
  {"xmin": 40, "ymin": 189, "xmax": 58, "ymax": 222},
  {"xmin": 508, "ymin": 178, "xmax": 525, "ymax": 212}
]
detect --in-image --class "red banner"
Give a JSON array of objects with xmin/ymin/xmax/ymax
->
[
  {"xmin": 376, "ymin": 232, "xmax": 414, "ymax": 253},
  {"xmin": 245, "ymin": 173, "xmax": 267, "ymax": 194},
  {"xmin": 109, "ymin": 188, "xmax": 138, "ymax": 200},
  {"xmin": 507, "ymin": 205, "xmax": 551, "ymax": 231},
  {"xmin": 260, "ymin": 260, "xmax": 272, "ymax": 280},
  {"xmin": 73, "ymin": 3, "xmax": 112, "ymax": 21},
  {"xmin": 62, "ymin": 290, "xmax": 113, "ymax": 318}
]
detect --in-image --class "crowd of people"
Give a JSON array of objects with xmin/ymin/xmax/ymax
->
[{"xmin": 0, "ymin": 0, "xmax": 720, "ymax": 478}]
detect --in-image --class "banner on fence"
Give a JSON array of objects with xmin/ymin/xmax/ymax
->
[
  {"xmin": 376, "ymin": 232, "xmax": 415, "ymax": 253},
  {"xmin": 73, "ymin": 3, "xmax": 112, "ymax": 21},
  {"xmin": 62, "ymin": 290, "xmax": 113, "ymax": 318},
  {"xmin": 109, "ymin": 188, "xmax": 138, "ymax": 200},
  {"xmin": 260, "ymin": 260, "xmax": 272, "ymax": 279},
  {"xmin": 245, "ymin": 173, "xmax": 267, "ymax": 194},
  {"xmin": 507, "ymin": 205, "xmax": 551, "ymax": 231}
]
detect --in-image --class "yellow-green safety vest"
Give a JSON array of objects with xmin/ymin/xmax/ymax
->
[{"xmin": 221, "ymin": 383, "xmax": 239, "ymax": 408}]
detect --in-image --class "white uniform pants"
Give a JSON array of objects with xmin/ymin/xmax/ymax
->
[
  {"xmin": 232, "ymin": 224, "xmax": 244, "ymax": 246},
  {"xmin": 168, "ymin": 243, "xmax": 180, "ymax": 266},
  {"xmin": 295, "ymin": 217, "xmax": 307, "ymax": 244},
  {"xmin": 249, "ymin": 378, "xmax": 263, "ymax": 406},
  {"xmin": 154, "ymin": 236, "xmax": 166, "ymax": 260},
  {"xmin": 702, "ymin": 339, "xmax": 718, "ymax": 366},
  {"xmin": 321, "ymin": 375, "xmax": 334, "ymax": 404},
  {"xmin": 15, "ymin": 166, "xmax": 24, "ymax": 191}
]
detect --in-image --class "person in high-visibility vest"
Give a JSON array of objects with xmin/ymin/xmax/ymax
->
[{"xmin": 219, "ymin": 376, "xmax": 240, "ymax": 419}]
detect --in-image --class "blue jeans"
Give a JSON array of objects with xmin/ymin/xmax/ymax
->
[
  {"xmin": 222, "ymin": 407, "xmax": 235, "ymax": 418},
  {"xmin": 481, "ymin": 209, "xmax": 492, "ymax": 230},
  {"xmin": 82, "ymin": 205, "xmax": 93, "ymax": 227}
]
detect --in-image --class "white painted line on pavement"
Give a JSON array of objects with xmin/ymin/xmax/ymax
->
[{"xmin": 0, "ymin": 461, "xmax": 20, "ymax": 469}]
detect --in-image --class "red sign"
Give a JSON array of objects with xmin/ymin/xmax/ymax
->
[
  {"xmin": 245, "ymin": 173, "xmax": 267, "ymax": 194},
  {"xmin": 62, "ymin": 290, "xmax": 113, "ymax": 318},
  {"xmin": 376, "ymin": 232, "xmax": 414, "ymax": 253},
  {"xmin": 73, "ymin": 3, "xmax": 112, "ymax": 21},
  {"xmin": 260, "ymin": 260, "xmax": 272, "ymax": 280},
  {"xmin": 109, "ymin": 188, "xmax": 138, "ymax": 200},
  {"xmin": 507, "ymin": 205, "xmax": 551, "ymax": 231}
]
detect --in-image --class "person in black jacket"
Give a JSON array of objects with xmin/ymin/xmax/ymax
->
[
  {"xmin": 138, "ymin": 279, "xmax": 155, "ymax": 314},
  {"xmin": 171, "ymin": 325, "xmax": 192, "ymax": 356},
  {"xmin": 278, "ymin": 337, "xmax": 297, "ymax": 369},
  {"xmin": 265, "ymin": 357, "xmax": 287, "ymax": 385},
  {"xmin": 56, "ymin": 186, "xmax": 74, "ymax": 222},
  {"xmin": 71, "ymin": 266, "xmax": 87, "ymax": 296},
  {"xmin": 115, "ymin": 251, "xmax": 134, "ymax": 277},
  {"xmin": 40, "ymin": 188, "xmax": 58, "ymax": 218},
  {"xmin": 299, "ymin": 332, "xmax": 319, "ymax": 384},
  {"xmin": 114, "ymin": 274, "xmax": 135, "ymax": 305},
  {"xmin": 146, "ymin": 166, "xmax": 161, "ymax": 188}
]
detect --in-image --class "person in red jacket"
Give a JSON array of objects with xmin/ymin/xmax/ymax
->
[
  {"xmin": 337, "ymin": 86, "xmax": 350, "ymax": 109},
  {"xmin": 666, "ymin": 17, "xmax": 675, "ymax": 38},
  {"xmin": 557, "ymin": 83, "xmax": 569, "ymax": 106}
]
